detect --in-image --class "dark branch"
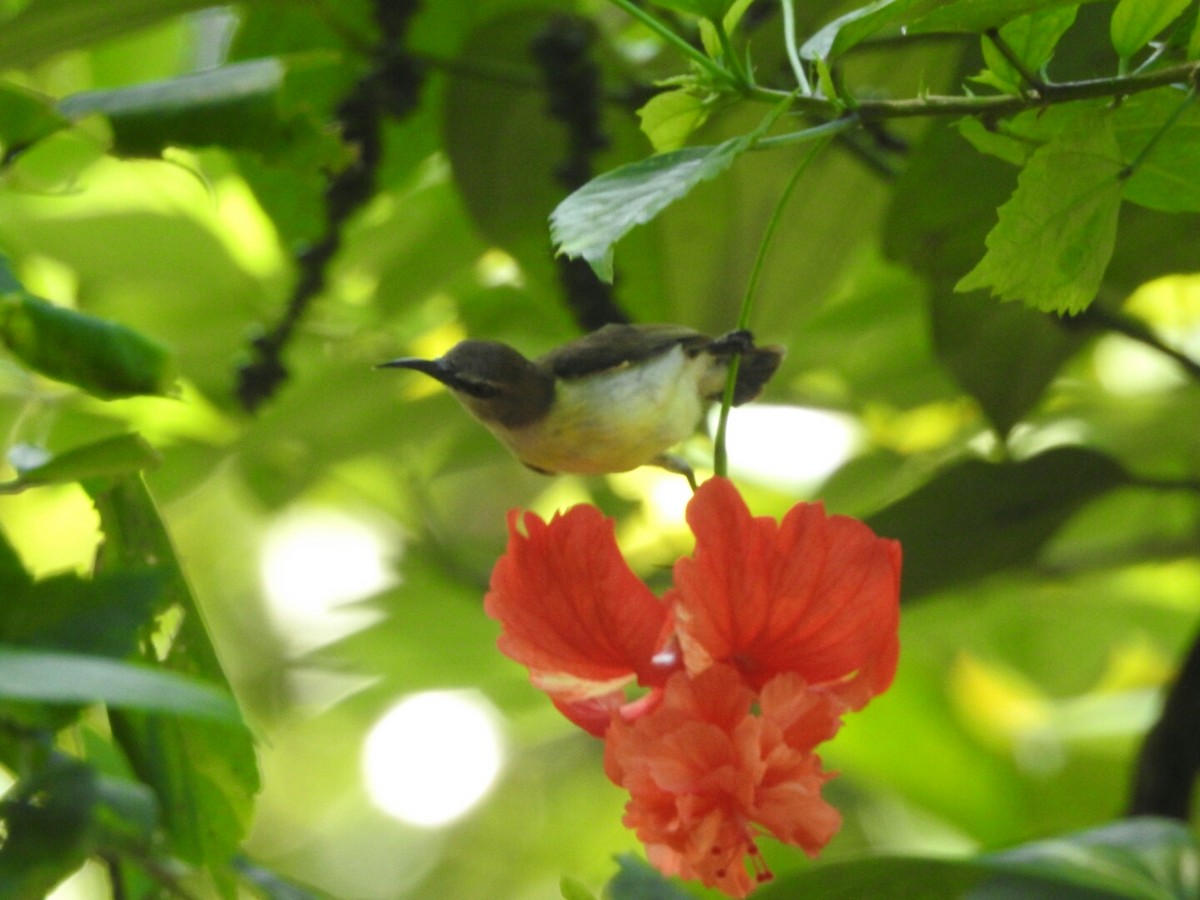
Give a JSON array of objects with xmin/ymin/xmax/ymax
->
[
  {"xmin": 1127, "ymin": 622, "xmax": 1200, "ymax": 818},
  {"xmin": 531, "ymin": 15, "xmax": 630, "ymax": 330},
  {"xmin": 236, "ymin": 0, "xmax": 425, "ymax": 411},
  {"xmin": 1064, "ymin": 306, "xmax": 1200, "ymax": 383}
]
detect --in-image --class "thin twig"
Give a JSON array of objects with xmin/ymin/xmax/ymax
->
[
  {"xmin": 984, "ymin": 27, "xmax": 1047, "ymax": 94},
  {"xmin": 747, "ymin": 60, "xmax": 1200, "ymax": 120},
  {"xmin": 1071, "ymin": 306, "xmax": 1200, "ymax": 383}
]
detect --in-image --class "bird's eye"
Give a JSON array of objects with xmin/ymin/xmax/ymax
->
[{"xmin": 457, "ymin": 378, "xmax": 501, "ymax": 399}]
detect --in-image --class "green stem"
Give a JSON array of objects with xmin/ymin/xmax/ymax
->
[
  {"xmin": 780, "ymin": 0, "xmax": 812, "ymax": 95},
  {"xmin": 608, "ymin": 0, "xmax": 736, "ymax": 88},
  {"xmin": 754, "ymin": 114, "xmax": 859, "ymax": 149},
  {"xmin": 714, "ymin": 18, "xmax": 748, "ymax": 87},
  {"xmin": 713, "ymin": 136, "xmax": 831, "ymax": 477}
]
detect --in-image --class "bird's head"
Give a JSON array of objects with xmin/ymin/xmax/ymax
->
[{"xmin": 379, "ymin": 340, "xmax": 555, "ymax": 428}]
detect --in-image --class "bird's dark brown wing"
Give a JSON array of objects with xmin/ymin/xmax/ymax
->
[{"xmin": 538, "ymin": 323, "xmax": 710, "ymax": 380}]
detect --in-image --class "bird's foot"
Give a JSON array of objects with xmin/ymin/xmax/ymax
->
[{"xmin": 653, "ymin": 453, "xmax": 698, "ymax": 491}]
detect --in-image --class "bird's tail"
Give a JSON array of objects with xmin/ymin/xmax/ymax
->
[{"xmin": 704, "ymin": 330, "xmax": 785, "ymax": 405}]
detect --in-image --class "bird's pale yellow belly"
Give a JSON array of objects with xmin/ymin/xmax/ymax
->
[{"xmin": 493, "ymin": 347, "xmax": 711, "ymax": 474}]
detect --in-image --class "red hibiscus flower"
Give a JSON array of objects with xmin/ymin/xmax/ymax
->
[
  {"xmin": 669, "ymin": 477, "xmax": 902, "ymax": 708},
  {"xmin": 605, "ymin": 665, "xmax": 845, "ymax": 898},
  {"xmin": 484, "ymin": 477, "xmax": 902, "ymax": 895}
]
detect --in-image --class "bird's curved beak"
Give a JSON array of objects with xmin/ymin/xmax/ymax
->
[{"xmin": 377, "ymin": 357, "xmax": 453, "ymax": 385}]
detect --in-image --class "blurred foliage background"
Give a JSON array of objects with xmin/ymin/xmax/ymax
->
[{"xmin": 1, "ymin": 0, "xmax": 1199, "ymax": 898}]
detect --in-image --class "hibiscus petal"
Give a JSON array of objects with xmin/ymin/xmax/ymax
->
[
  {"xmin": 485, "ymin": 506, "xmax": 673, "ymax": 697},
  {"xmin": 605, "ymin": 665, "xmax": 843, "ymax": 896},
  {"xmin": 672, "ymin": 478, "xmax": 902, "ymax": 707},
  {"xmin": 759, "ymin": 672, "xmax": 847, "ymax": 751}
]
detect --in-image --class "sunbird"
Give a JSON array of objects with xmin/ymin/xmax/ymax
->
[{"xmin": 379, "ymin": 323, "xmax": 783, "ymax": 484}]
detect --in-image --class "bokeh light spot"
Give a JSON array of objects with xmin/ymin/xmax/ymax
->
[
  {"xmin": 362, "ymin": 691, "xmax": 504, "ymax": 828},
  {"xmin": 259, "ymin": 507, "xmax": 395, "ymax": 653},
  {"xmin": 712, "ymin": 404, "xmax": 862, "ymax": 491}
]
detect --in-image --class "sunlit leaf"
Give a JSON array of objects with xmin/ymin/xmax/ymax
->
[
  {"xmin": 957, "ymin": 110, "xmax": 1124, "ymax": 314},
  {"xmin": 637, "ymin": 88, "xmax": 712, "ymax": 152},
  {"xmin": 1115, "ymin": 88, "xmax": 1200, "ymax": 213},
  {"xmin": 551, "ymin": 134, "xmax": 754, "ymax": 281},
  {"xmin": 1111, "ymin": 0, "xmax": 1192, "ymax": 59},
  {"xmin": 975, "ymin": 7, "xmax": 1078, "ymax": 94}
]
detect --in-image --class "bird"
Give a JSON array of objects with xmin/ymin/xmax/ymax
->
[{"xmin": 379, "ymin": 323, "xmax": 784, "ymax": 485}]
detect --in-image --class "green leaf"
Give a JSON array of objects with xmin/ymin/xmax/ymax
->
[
  {"xmin": 0, "ymin": 568, "xmax": 166, "ymax": 730},
  {"xmin": 607, "ymin": 854, "xmax": 693, "ymax": 900},
  {"xmin": 560, "ymin": 875, "xmax": 600, "ymax": 900},
  {"xmin": 637, "ymin": 88, "xmax": 712, "ymax": 152},
  {"xmin": 58, "ymin": 56, "xmax": 350, "ymax": 165},
  {"xmin": 802, "ymin": 0, "xmax": 1100, "ymax": 58},
  {"xmin": 1111, "ymin": 0, "xmax": 1192, "ymax": 59},
  {"xmin": 0, "ymin": 278, "xmax": 177, "ymax": 399},
  {"xmin": 60, "ymin": 57, "xmax": 283, "ymax": 154},
  {"xmin": 0, "ymin": 528, "xmax": 32, "ymax": 599},
  {"xmin": 884, "ymin": 120, "xmax": 1087, "ymax": 434},
  {"xmin": 866, "ymin": 446, "xmax": 1130, "ymax": 600},
  {"xmin": 550, "ymin": 134, "xmax": 754, "ymax": 281},
  {"xmin": 929, "ymin": 293, "xmax": 1088, "ymax": 437},
  {"xmin": 0, "ymin": 756, "xmax": 159, "ymax": 899},
  {"xmin": 956, "ymin": 111, "xmax": 1124, "ymax": 314},
  {"xmin": 0, "ymin": 81, "xmax": 68, "ymax": 158},
  {"xmin": 1115, "ymin": 88, "xmax": 1200, "ymax": 213},
  {"xmin": 957, "ymin": 114, "xmax": 1037, "ymax": 165},
  {"xmin": 0, "ymin": 433, "xmax": 160, "ymax": 493},
  {"xmin": 976, "ymin": 7, "xmax": 1078, "ymax": 94},
  {"xmin": 757, "ymin": 819, "xmax": 1198, "ymax": 899},
  {"xmin": 984, "ymin": 817, "xmax": 1200, "ymax": 898},
  {"xmin": 0, "ymin": 0, "xmax": 221, "ymax": 70},
  {"xmin": 909, "ymin": 0, "xmax": 1106, "ymax": 34},
  {"xmin": 0, "ymin": 757, "xmax": 96, "ymax": 899},
  {"xmin": 802, "ymin": 0, "xmax": 930, "ymax": 60},
  {"xmin": 89, "ymin": 477, "xmax": 259, "ymax": 882},
  {"xmin": 1, "ymin": 570, "xmax": 162, "ymax": 656},
  {"xmin": 0, "ymin": 648, "xmax": 239, "ymax": 720}
]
